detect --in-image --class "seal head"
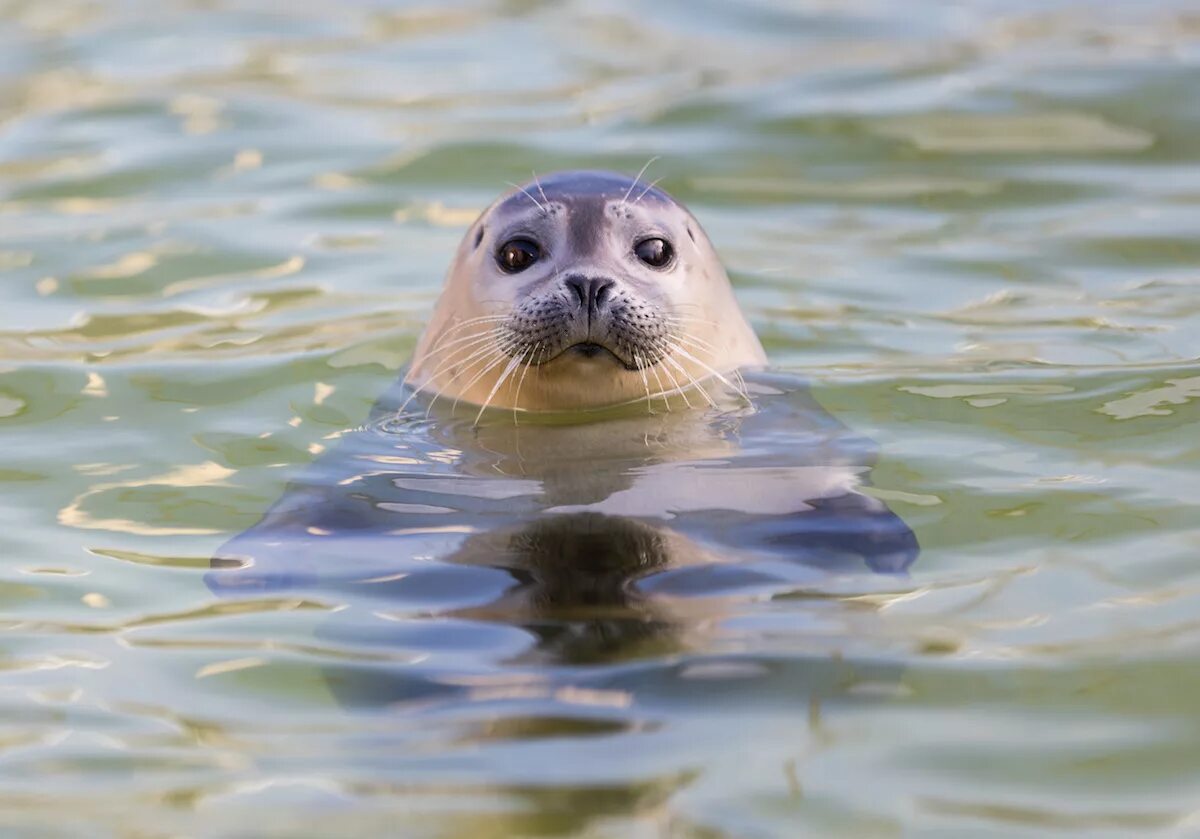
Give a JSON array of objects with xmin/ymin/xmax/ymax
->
[{"xmin": 406, "ymin": 170, "xmax": 766, "ymax": 412}]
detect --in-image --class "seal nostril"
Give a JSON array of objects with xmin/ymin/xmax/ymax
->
[
  {"xmin": 594, "ymin": 280, "xmax": 614, "ymax": 308},
  {"xmin": 563, "ymin": 275, "xmax": 616, "ymax": 314},
  {"xmin": 565, "ymin": 275, "xmax": 588, "ymax": 309}
]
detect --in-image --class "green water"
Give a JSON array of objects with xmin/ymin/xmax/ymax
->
[{"xmin": 3, "ymin": 1, "xmax": 1200, "ymax": 836}]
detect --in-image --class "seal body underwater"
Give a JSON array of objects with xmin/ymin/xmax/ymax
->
[{"xmin": 209, "ymin": 171, "xmax": 919, "ymax": 670}]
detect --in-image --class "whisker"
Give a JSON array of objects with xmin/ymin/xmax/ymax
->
[
  {"xmin": 632, "ymin": 176, "xmax": 663, "ymax": 206},
  {"xmin": 653, "ymin": 351, "xmax": 693, "ymax": 409},
  {"xmin": 505, "ymin": 181, "xmax": 547, "ymax": 214},
  {"xmin": 662, "ymin": 352, "xmax": 718, "ymax": 408},
  {"xmin": 665, "ymin": 324, "xmax": 720, "ymax": 340},
  {"xmin": 670, "ymin": 343, "xmax": 751, "ymax": 404},
  {"xmin": 439, "ymin": 315, "xmax": 510, "ymax": 329},
  {"xmin": 428, "ymin": 317, "xmax": 510, "ymax": 351},
  {"xmin": 511, "ymin": 340, "xmax": 540, "ymax": 425},
  {"xmin": 665, "ymin": 303, "xmax": 714, "ymax": 319},
  {"xmin": 475, "ymin": 353, "xmax": 525, "ymax": 425},
  {"xmin": 633, "ymin": 350, "xmax": 654, "ymax": 415},
  {"xmin": 401, "ymin": 334, "xmax": 505, "ymax": 414},
  {"xmin": 425, "ymin": 347, "xmax": 506, "ymax": 418},
  {"xmin": 672, "ymin": 331, "xmax": 719, "ymax": 354},
  {"xmin": 646, "ymin": 358, "xmax": 673, "ymax": 411},
  {"xmin": 441, "ymin": 313, "xmax": 510, "ymax": 328},
  {"xmin": 672, "ymin": 336, "xmax": 737, "ymax": 386},
  {"xmin": 622, "ymin": 155, "xmax": 660, "ymax": 206},
  {"xmin": 448, "ymin": 349, "xmax": 512, "ymax": 415},
  {"xmin": 427, "ymin": 328, "xmax": 501, "ymax": 362},
  {"xmin": 532, "ymin": 170, "xmax": 550, "ymax": 206},
  {"xmin": 664, "ymin": 325, "xmax": 724, "ymax": 362},
  {"xmin": 670, "ymin": 352, "xmax": 719, "ymax": 407},
  {"xmin": 406, "ymin": 331, "xmax": 508, "ymax": 405},
  {"xmin": 427, "ymin": 327, "xmax": 507, "ymax": 357},
  {"xmin": 422, "ymin": 350, "xmax": 501, "ymax": 420},
  {"xmin": 448, "ymin": 348, "xmax": 508, "ymax": 412},
  {"xmin": 664, "ymin": 314, "xmax": 719, "ymax": 329}
]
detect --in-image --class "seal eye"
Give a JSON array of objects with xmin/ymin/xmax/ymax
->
[
  {"xmin": 497, "ymin": 238, "xmax": 540, "ymax": 273},
  {"xmin": 635, "ymin": 237, "xmax": 673, "ymax": 269}
]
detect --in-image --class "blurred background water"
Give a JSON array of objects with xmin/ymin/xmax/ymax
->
[{"xmin": 3, "ymin": 0, "xmax": 1200, "ymax": 836}]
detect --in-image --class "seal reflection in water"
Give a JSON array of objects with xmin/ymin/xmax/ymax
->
[{"xmin": 210, "ymin": 171, "xmax": 918, "ymax": 679}]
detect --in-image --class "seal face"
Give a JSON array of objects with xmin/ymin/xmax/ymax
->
[{"xmin": 406, "ymin": 170, "xmax": 766, "ymax": 413}]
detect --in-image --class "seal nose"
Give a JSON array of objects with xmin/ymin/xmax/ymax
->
[{"xmin": 564, "ymin": 275, "xmax": 615, "ymax": 317}]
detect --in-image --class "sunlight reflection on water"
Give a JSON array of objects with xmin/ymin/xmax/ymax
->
[{"xmin": 2, "ymin": 0, "xmax": 1200, "ymax": 835}]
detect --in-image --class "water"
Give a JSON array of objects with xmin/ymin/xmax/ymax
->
[{"xmin": 3, "ymin": 0, "xmax": 1200, "ymax": 835}]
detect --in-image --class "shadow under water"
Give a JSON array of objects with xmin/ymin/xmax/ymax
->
[{"xmin": 209, "ymin": 370, "xmax": 918, "ymax": 703}]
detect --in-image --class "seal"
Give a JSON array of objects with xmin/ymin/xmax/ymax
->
[
  {"xmin": 404, "ymin": 170, "xmax": 766, "ymax": 413},
  {"xmin": 207, "ymin": 170, "xmax": 919, "ymax": 681}
]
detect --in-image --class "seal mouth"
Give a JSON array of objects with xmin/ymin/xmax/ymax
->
[
  {"xmin": 570, "ymin": 342, "xmax": 611, "ymax": 359},
  {"xmin": 530, "ymin": 340, "xmax": 641, "ymax": 370},
  {"xmin": 501, "ymin": 288, "xmax": 672, "ymax": 372},
  {"xmin": 561, "ymin": 341, "xmax": 634, "ymax": 368}
]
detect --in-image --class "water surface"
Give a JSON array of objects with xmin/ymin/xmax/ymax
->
[{"xmin": 2, "ymin": 1, "xmax": 1200, "ymax": 835}]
